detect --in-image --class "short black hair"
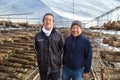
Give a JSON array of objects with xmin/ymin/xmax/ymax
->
[{"xmin": 42, "ymin": 13, "xmax": 54, "ymax": 22}]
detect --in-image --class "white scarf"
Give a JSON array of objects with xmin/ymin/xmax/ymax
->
[{"xmin": 42, "ymin": 26, "xmax": 53, "ymax": 36}]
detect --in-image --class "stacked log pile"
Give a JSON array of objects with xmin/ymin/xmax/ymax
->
[
  {"xmin": 0, "ymin": 30, "xmax": 38, "ymax": 80},
  {"xmin": 103, "ymin": 20, "xmax": 120, "ymax": 31},
  {"xmin": 101, "ymin": 67, "xmax": 120, "ymax": 80},
  {"xmin": 0, "ymin": 26, "xmax": 120, "ymax": 80},
  {"xmin": 88, "ymin": 25, "xmax": 120, "ymax": 80},
  {"xmin": 102, "ymin": 36, "xmax": 120, "ymax": 47},
  {"xmin": 89, "ymin": 26, "xmax": 102, "ymax": 30},
  {"xmin": 100, "ymin": 50, "xmax": 120, "ymax": 62},
  {"xmin": 0, "ymin": 20, "xmax": 42, "ymax": 28},
  {"xmin": 59, "ymin": 28, "xmax": 70, "ymax": 39}
]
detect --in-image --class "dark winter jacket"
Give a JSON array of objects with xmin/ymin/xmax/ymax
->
[
  {"xmin": 34, "ymin": 28, "xmax": 64, "ymax": 74},
  {"xmin": 63, "ymin": 34, "xmax": 92, "ymax": 73}
]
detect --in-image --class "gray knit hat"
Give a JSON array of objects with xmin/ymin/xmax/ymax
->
[{"xmin": 71, "ymin": 20, "xmax": 82, "ymax": 28}]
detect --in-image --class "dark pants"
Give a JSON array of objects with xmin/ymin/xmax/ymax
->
[{"xmin": 40, "ymin": 71, "xmax": 60, "ymax": 80}]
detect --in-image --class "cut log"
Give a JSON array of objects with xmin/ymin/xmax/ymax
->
[
  {"xmin": 101, "ymin": 67, "xmax": 120, "ymax": 80},
  {"xmin": 109, "ymin": 41, "xmax": 120, "ymax": 47},
  {"xmin": 8, "ymin": 57, "xmax": 29, "ymax": 64},
  {"xmin": 100, "ymin": 50, "xmax": 120, "ymax": 62}
]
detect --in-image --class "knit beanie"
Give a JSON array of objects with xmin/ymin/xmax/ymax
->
[{"xmin": 71, "ymin": 20, "xmax": 82, "ymax": 28}]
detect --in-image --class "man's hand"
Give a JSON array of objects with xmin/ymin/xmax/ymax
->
[{"xmin": 82, "ymin": 73, "xmax": 89, "ymax": 79}]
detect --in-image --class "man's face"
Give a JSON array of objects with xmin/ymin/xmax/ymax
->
[
  {"xmin": 43, "ymin": 15, "xmax": 54, "ymax": 30},
  {"xmin": 71, "ymin": 25, "xmax": 81, "ymax": 37}
]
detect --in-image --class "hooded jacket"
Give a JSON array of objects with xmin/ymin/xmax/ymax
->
[{"xmin": 34, "ymin": 28, "xmax": 64, "ymax": 74}]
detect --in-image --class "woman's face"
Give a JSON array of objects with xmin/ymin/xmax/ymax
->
[
  {"xmin": 43, "ymin": 15, "xmax": 54, "ymax": 30},
  {"xmin": 71, "ymin": 25, "xmax": 81, "ymax": 37}
]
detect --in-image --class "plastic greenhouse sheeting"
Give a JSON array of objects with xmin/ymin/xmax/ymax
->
[{"xmin": 0, "ymin": 0, "xmax": 120, "ymax": 22}]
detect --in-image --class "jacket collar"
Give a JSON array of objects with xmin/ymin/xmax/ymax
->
[
  {"xmin": 41, "ymin": 27, "xmax": 56, "ymax": 36},
  {"xmin": 71, "ymin": 34, "xmax": 82, "ymax": 40}
]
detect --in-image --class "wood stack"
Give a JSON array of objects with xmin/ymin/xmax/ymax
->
[
  {"xmin": 101, "ymin": 67, "xmax": 120, "ymax": 80},
  {"xmin": 109, "ymin": 41, "xmax": 120, "ymax": 47},
  {"xmin": 0, "ymin": 30, "xmax": 37, "ymax": 80},
  {"xmin": 89, "ymin": 25, "xmax": 102, "ymax": 30},
  {"xmin": 102, "ymin": 36, "xmax": 120, "ymax": 47},
  {"xmin": 103, "ymin": 20, "xmax": 120, "ymax": 31},
  {"xmin": 100, "ymin": 50, "xmax": 120, "ymax": 62}
]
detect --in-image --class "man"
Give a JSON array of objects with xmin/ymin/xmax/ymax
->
[
  {"xmin": 62, "ymin": 20, "xmax": 92, "ymax": 80},
  {"xmin": 34, "ymin": 13, "xmax": 64, "ymax": 80}
]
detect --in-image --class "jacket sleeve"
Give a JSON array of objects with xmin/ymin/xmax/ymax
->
[
  {"xmin": 34, "ymin": 35, "xmax": 38, "ymax": 54},
  {"xmin": 59, "ymin": 35, "xmax": 64, "ymax": 55},
  {"xmin": 84, "ymin": 40, "xmax": 92, "ymax": 73}
]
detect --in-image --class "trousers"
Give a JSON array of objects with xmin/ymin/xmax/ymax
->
[
  {"xmin": 40, "ymin": 71, "xmax": 60, "ymax": 80},
  {"xmin": 62, "ymin": 65, "xmax": 83, "ymax": 80}
]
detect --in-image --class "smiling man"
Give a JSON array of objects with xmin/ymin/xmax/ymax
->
[
  {"xmin": 62, "ymin": 20, "xmax": 92, "ymax": 80},
  {"xmin": 34, "ymin": 13, "xmax": 64, "ymax": 80}
]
